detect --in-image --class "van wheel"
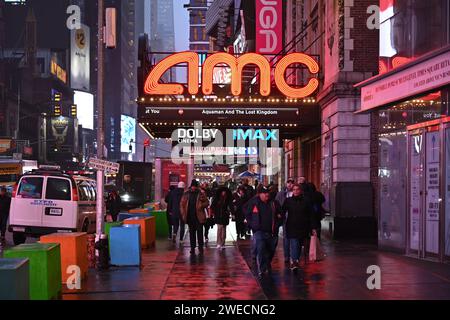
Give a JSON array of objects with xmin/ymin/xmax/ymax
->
[
  {"xmin": 82, "ymin": 220, "xmax": 90, "ymax": 233},
  {"xmin": 13, "ymin": 232, "xmax": 26, "ymax": 245}
]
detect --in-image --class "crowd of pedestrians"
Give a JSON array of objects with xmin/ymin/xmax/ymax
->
[{"xmin": 164, "ymin": 176, "xmax": 327, "ymax": 278}]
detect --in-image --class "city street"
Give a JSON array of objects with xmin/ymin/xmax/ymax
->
[
  {"xmin": 1, "ymin": 0, "xmax": 450, "ymax": 304},
  {"xmin": 4, "ymin": 223, "xmax": 448, "ymax": 301}
]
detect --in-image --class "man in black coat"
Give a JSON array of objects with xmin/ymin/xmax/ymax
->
[
  {"xmin": 0, "ymin": 187, "xmax": 11, "ymax": 245},
  {"xmin": 245, "ymin": 186, "xmax": 283, "ymax": 277},
  {"xmin": 232, "ymin": 186, "xmax": 248, "ymax": 240},
  {"xmin": 282, "ymin": 183, "xmax": 318, "ymax": 270},
  {"xmin": 167, "ymin": 182, "xmax": 186, "ymax": 242}
]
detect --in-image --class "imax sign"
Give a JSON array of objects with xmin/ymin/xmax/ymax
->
[{"xmin": 233, "ymin": 129, "xmax": 278, "ymax": 141}]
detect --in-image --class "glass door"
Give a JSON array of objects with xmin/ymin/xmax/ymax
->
[
  {"xmin": 407, "ymin": 126, "xmax": 443, "ymax": 259},
  {"xmin": 424, "ymin": 128, "xmax": 440, "ymax": 258},
  {"xmin": 444, "ymin": 125, "xmax": 450, "ymax": 260},
  {"xmin": 408, "ymin": 131, "xmax": 425, "ymax": 256}
]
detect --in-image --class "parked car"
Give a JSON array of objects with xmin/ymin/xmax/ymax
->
[{"xmin": 8, "ymin": 168, "xmax": 99, "ymax": 245}]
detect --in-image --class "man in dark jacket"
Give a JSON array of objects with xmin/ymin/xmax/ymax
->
[
  {"xmin": 0, "ymin": 187, "xmax": 11, "ymax": 245},
  {"xmin": 275, "ymin": 179, "xmax": 294, "ymax": 264},
  {"xmin": 245, "ymin": 186, "xmax": 283, "ymax": 277},
  {"xmin": 167, "ymin": 182, "xmax": 186, "ymax": 242},
  {"xmin": 180, "ymin": 180, "xmax": 209, "ymax": 255},
  {"xmin": 232, "ymin": 186, "xmax": 248, "ymax": 240},
  {"xmin": 106, "ymin": 190, "xmax": 122, "ymax": 222},
  {"xmin": 282, "ymin": 183, "xmax": 318, "ymax": 270}
]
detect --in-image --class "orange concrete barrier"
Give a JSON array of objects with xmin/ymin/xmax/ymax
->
[
  {"xmin": 40, "ymin": 233, "xmax": 88, "ymax": 283},
  {"xmin": 124, "ymin": 216, "xmax": 155, "ymax": 248},
  {"xmin": 128, "ymin": 208, "xmax": 150, "ymax": 214}
]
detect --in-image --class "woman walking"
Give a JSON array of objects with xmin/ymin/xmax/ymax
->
[{"xmin": 211, "ymin": 186, "xmax": 233, "ymax": 250}]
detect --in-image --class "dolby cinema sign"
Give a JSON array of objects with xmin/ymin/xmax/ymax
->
[
  {"xmin": 175, "ymin": 128, "xmax": 278, "ymax": 144},
  {"xmin": 171, "ymin": 123, "xmax": 281, "ymax": 175}
]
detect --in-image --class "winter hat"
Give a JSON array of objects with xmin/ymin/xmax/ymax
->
[{"xmin": 190, "ymin": 179, "xmax": 199, "ymax": 187}]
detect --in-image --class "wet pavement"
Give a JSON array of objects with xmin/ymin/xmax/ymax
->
[
  {"xmin": 238, "ymin": 232, "xmax": 450, "ymax": 300},
  {"xmin": 2, "ymin": 223, "xmax": 450, "ymax": 300}
]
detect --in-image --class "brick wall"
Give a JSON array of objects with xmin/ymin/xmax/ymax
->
[{"xmin": 349, "ymin": 0, "xmax": 379, "ymax": 74}]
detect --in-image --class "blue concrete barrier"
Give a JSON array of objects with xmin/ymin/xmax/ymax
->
[{"xmin": 110, "ymin": 224, "xmax": 141, "ymax": 266}]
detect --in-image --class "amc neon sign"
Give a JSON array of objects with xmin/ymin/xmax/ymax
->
[{"xmin": 144, "ymin": 52, "xmax": 319, "ymax": 99}]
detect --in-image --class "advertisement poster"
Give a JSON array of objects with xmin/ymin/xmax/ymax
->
[
  {"xmin": 121, "ymin": 115, "xmax": 136, "ymax": 153},
  {"xmin": 161, "ymin": 160, "xmax": 188, "ymax": 198},
  {"xmin": 425, "ymin": 131, "xmax": 440, "ymax": 254},
  {"xmin": 71, "ymin": 24, "xmax": 90, "ymax": 91},
  {"xmin": 409, "ymin": 134, "xmax": 422, "ymax": 251},
  {"xmin": 48, "ymin": 117, "xmax": 72, "ymax": 146},
  {"xmin": 255, "ymin": 0, "xmax": 282, "ymax": 55}
]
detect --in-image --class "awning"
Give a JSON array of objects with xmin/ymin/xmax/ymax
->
[
  {"xmin": 355, "ymin": 45, "xmax": 450, "ymax": 113},
  {"xmin": 238, "ymin": 170, "xmax": 255, "ymax": 178}
]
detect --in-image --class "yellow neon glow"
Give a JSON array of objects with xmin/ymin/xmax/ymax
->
[{"xmin": 274, "ymin": 53, "xmax": 320, "ymax": 99}]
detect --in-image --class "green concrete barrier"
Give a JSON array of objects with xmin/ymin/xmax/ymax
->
[
  {"xmin": 4, "ymin": 243, "xmax": 61, "ymax": 300},
  {"xmin": 152, "ymin": 210, "xmax": 169, "ymax": 238},
  {"xmin": 105, "ymin": 221, "xmax": 124, "ymax": 254}
]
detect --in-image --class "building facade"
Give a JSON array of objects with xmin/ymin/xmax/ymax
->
[
  {"xmin": 184, "ymin": 0, "xmax": 210, "ymax": 52},
  {"xmin": 0, "ymin": 0, "xmax": 99, "ymax": 167},
  {"xmin": 357, "ymin": 0, "xmax": 450, "ymax": 262},
  {"xmin": 147, "ymin": 0, "xmax": 176, "ymax": 82},
  {"xmin": 104, "ymin": 0, "xmax": 145, "ymax": 162}
]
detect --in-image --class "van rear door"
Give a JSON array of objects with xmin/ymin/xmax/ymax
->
[
  {"xmin": 41, "ymin": 177, "xmax": 76, "ymax": 230},
  {"xmin": 10, "ymin": 176, "xmax": 45, "ymax": 228}
]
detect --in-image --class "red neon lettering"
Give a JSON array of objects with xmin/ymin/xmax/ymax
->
[{"xmin": 144, "ymin": 52, "xmax": 319, "ymax": 99}]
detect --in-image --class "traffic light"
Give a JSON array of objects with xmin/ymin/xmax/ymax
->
[
  {"xmin": 71, "ymin": 104, "xmax": 77, "ymax": 117},
  {"xmin": 54, "ymin": 105, "xmax": 61, "ymax": 116},
  {"xmin": 53, "ymin": 92, "xmax": 61, "ymax": 102}
]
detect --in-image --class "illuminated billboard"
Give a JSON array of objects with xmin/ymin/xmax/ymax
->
[
  {"xmin": 121, "ymin": 115, "xmax": 136, "ymax": 153},
  {"xmin": 74, "ymin": 91, "xmax": 94, "ymax": 130},
  {"xmin": 256, "ymin": 0, "xmax": 283, "ymax": 55},
  {"xmin": 71, "ymin": 24, "xmax": 90, "ymax": 91},
  {"xmin": 143, "ymin": 52, "xmax": 319, "ymax": 98}
]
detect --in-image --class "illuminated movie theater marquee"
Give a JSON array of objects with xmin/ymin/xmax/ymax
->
[{"xmin": 144, "ymin": 52, "xmax": 320, "ymax": 99}]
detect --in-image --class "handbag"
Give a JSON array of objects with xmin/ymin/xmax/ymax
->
[{"xmin": 309, "ymin": 234, "xmax": 325, "ymax": 262}]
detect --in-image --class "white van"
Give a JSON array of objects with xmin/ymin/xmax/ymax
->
[{"xmin": 8, "ymin": 169, "xmax": 98, "ymax": 245}]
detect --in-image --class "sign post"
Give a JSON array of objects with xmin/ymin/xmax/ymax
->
[
  {"xmin": 95, "ymin": 0, "xmax": 107, "ymax": 270},
  {"xmin": 88, "ymin": 158, "xmax": 120, "ymax": 174}
]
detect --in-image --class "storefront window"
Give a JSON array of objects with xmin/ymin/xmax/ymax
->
[
  {"xmin": 379, "ymin": 0, "xmax": 449, "ymax": 74},
  {"xmin": 445, "ymin": 126, "xmax": 450, "ymax": 257},
  {"xmin": 377, "ymin": 91, "xmax": 444, "ymax": 250}
]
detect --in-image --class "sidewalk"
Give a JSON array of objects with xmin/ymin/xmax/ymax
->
[
  {"xmin": 3, "ymin": 223, "xmax": 450, "ymax": 300},
  {"xmin": 237, "ymin": 233, "xmax": 450, "ymax": 300},
  {"xmin": 63, "ymin": 225, "xmax": 266, "ymax": 300}
]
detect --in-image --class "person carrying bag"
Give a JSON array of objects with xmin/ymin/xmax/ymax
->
[{"xmin": 309, "ymin": 230, "xmax": 325, "ymax": 262}]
